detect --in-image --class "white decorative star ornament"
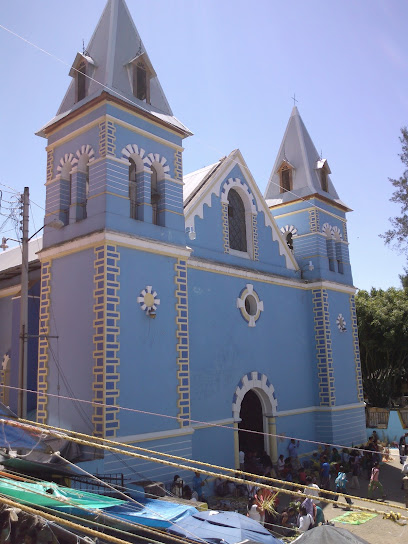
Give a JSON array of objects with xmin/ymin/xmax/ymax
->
[
  {"xmin": 137, "ymin": 286, "xmax": 160, "ymax": 313},
  {"xmin": 336, "ymin": 314, "xmax": 347, "ymax": 332}
]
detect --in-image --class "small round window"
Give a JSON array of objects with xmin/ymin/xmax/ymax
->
[
  {"xmin": 245, "ymin": 295, "xmax": 257, "ymax": 316},
  {"xmin": 237, "ymin": 284, "xmax": 264, "ymax": 327}
]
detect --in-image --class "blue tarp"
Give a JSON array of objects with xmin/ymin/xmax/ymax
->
[
  {"xmin": 167, "ymin": 510, "xmax": 284, "ymax": 544},
  {"xmin": 103, "ymin": 498, "xmax": 198, "ymax": 529},
  {"xmin": 0, "ymin": 412, "xmax": 46, "ymax": 452}
]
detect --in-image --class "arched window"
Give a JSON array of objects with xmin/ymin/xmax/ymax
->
[
  {"xmin": 228, "ymin": 189, "xmax": 247, "ymax": 252},
  {"xmin": 151, "ymin": 166, "xmax": 160, "ymax": 225},
  {"xmin": 76, "ymin": 61, "xmax": 87, "ymax": 102},
  {"xmin": 336, "ymin": 241, "xmax": 344, "ymax": 274},
  {"xmin": 129, "ymin": 158, "xmax": 137, "ymax": 219},
  {"xmin": 285, "ymin": 232, "xmax": 294, "ymax": 250},
  {"xmin": 278, "ymin": 162, "xmax": 293, "ymax": 193},
  {"xmin": 133, "ymin": 62, "xmax": 150, "ymax": 103},
  {"xmin": 84, "ymin": 165, "xmax": 89, "ymax": 219},
  {"xmin": 60, "ymin": 161, "xmax": 73, "ymax": 226}
]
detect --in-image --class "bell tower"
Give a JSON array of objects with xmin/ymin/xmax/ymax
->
[
  {"xmin": 37, "ymin": 0, "xmax": 192, "ymax": 251},
  {"xmin": 34, "ymin": 0, "xmax": 193, "ymax": 438},
  {"xmin": 265, "ymin": 107, "xmax": 352, "ymax": 286}
]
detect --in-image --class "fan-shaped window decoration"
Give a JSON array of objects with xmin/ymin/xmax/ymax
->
[
  {"xmin": 129, "ymin": 158, "xmax": 137, "ymax": 219},
  {"xmin": 280, "ymin": 225, "xmax": 297, "ymax": 251},
  {"xmin": 151, "ymin": 166, "xmax": 160, "ymax": 225},
  {"xmin": 228, "ymin": 189, "xmax": 247, "ymax": 252}
]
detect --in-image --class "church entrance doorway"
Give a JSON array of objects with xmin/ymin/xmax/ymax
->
[
  {"xmin": 232, "ymin": 374, "xmax": 278, "ymax": 468},
  {"xmin": 238, "ymin": 389, "xmax": 264, "ymax": 454}
]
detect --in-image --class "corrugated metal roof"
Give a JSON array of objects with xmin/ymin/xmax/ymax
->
[
  {"xmin": 0, "ymin": 237, "xmax": 42, "ymax": 278},
  {"xmin": 264, "ymin": 107, "xmax": 350, "ymax": 211},
  {"xmin": 38, "ymin": 0, "xmax": 192, "ymax": 138},
  {"xmin": 183, "ymin": 160, "xmax": 224, "ymax": 205}
]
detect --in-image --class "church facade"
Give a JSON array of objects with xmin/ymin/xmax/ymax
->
[{"xmin": 0, "ymin": 0, "xmax": 365, "ymax": 482}]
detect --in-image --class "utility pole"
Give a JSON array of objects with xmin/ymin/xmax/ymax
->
[{"xmin": 18, "ymin": 187, "xmax": 29, "ymax": 418}]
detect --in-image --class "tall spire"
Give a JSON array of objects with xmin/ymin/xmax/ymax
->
[
  {"xmin": 57, "ymin": 0, "xmax": 172, "ymax": 117},
  {"xmin": 264, "ymin": 107, "xmax": 349, "ymax": 210}
]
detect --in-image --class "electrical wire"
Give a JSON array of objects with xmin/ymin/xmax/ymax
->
[
  {"xmin": 0, "ymin": 22, "xmax": 348, "ymax": 229},
  {"xmin": 2, "ymin": 383, "xmax": 396, "ymax": 462},
  {"xmin": 2, "ymin": 417, "xmax": 406, "ymax": 517}
]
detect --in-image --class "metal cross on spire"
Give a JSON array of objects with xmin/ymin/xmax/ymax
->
[{"xmin": 291, "ymin": 94, "xmax": 298, "ymax": 107}]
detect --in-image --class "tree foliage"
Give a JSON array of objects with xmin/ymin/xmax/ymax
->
[
  {"xmin": 356, "ymin": 287, "xmax": 408, "ymax": 407},
  {"xmin": 382, "ymin": 127, "xmax": 408, "ymax": 257}
]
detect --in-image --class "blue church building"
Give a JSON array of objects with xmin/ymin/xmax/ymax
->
[{"xmin": 0, "ymin": 0, "xmax": 366, "ymax": 482}]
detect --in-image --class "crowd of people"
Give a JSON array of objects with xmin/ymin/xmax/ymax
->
[
  {"xmin": 168, "ymin": 432, "xmax": 403, "ymax": 536},
  {"xmin": 240, "ymin": 436, "xmax": 389, "ymax": 534}
]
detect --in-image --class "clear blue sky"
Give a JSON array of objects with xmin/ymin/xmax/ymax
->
[{"xmin": 0, "ymin": 0, "xmax": 407, "ymax": 291}]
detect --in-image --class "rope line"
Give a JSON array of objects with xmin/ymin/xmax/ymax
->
[
  {"xmin": 16, "ymin": 417, "xmax": 405, "ymax": 513},
  {"xmin": 2, "ymin": 384, "xmax": 394, "ymax": 461},
  {"xmin": 2, "ymin": 419, "xmax": 406, "ymax": 517},
  {"xmin": 0, "ymin": 475, "xmax": 198, "ymax": 544},
  {"xmin": 0, "ymin": 493, "xmax": 198, "ymax": 544}
]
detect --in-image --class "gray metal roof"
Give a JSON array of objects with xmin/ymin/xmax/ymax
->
[
  {"xmin": 264, "ymin": 107, "xmax": 350, "ymax": 210},
  {"xmin": 183, "ymin": 160, "xmax": 225, "ymax": 205},
  {"xmin": 37, "ymin": 0, "xmax": 192, "ymax": 137},
  {"xmin": 0, "ymin": 237, "xmax": 42, "ymax": 280}
]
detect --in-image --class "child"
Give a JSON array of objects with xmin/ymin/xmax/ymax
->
[
  {"xmin": 298, "ymin": 505, "xmax": 314, "ymax": 532},
  {"xmin": 368, "ymin": 462, "xmax": 386, "ymax": 499},
  {"xmin": 333, "ymin": 466, "xmax": 353, "ymax": 509}
]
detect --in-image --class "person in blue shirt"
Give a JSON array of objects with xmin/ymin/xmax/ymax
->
[
  {"xmin": 333, "ymin": 466, "xmax": 353, "ymax": 509},
  {"xmin": 288, "ymin": 439, "xmax": 299, "ymax": 460},
  {"xmin": 192, "ymin": 472, "xmax": 205, "ymax": 500},
  {"xmin": 320, "ymin": 456, "xmax": 331, "ymax": 491}
]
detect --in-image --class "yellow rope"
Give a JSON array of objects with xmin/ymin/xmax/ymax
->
[
  {"xmin": 16, "ymin": 417, "xmax": 408, "ymax": 514},
  {"xmin": 5, "ymin": 421, "xmax": 405, "ymax": 520},
  {"xmin": 0, "ymin": 494, "xmax": 173, "ymax": 544},
  {"xmin": 0, "ymin": 477, "xmax": 198, "ymax": 544}
]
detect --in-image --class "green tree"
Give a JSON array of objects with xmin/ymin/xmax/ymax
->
[
  {"xmin": 382, "ymin": 127, "xmax": 408, "ymax": 258},
  {"xmin": 356, "ymin": 287, "xmax": 408, "ymax": 407}
]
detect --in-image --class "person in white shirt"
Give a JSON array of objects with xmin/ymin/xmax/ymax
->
[
  {"xmin": 247, "ymin": 497, "xmax": 263, "ymax": 524},
  {"xmin": 298, "ymin": 506, "xmax": 313, "ymax": 532},
  {"xmin": 239, "ymin": 450, "xmax": 245, "ymax": 470},
  {"xmin": 304, "ymin": 476, "xmax": 320, "ymax": 504}
]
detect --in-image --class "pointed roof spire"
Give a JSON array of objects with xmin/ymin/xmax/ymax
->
[
  {"xmin": 265, "ymin": 108, "xmax": 349, "ymax": 210},
  {"xmin": 38, "ymin": 0, "xmax": 191, "ymax": 137}
]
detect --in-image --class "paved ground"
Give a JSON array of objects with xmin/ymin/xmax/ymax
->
[
  {"xmin": 207, "ymin": 449, "xmax": 407, "ymax": 543},
  {"xmin": 316, "ymin": 448, "xmax": 407, "ymax": 544}
]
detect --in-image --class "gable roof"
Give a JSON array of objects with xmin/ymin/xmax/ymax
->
[
  {"xmin": 183, "ymin": 159, "xmax": 227, "ymax": 206},
  {"xmin": 184, "ymin": 150, "xmax": 298, "ymax": 271},
  {"xmin": 264, "ymin": 107, "xmax": 350, "ymax": 211},
  {"xmin": 37, "ymin": 0, "xmax": 191, "ymax": 137}
]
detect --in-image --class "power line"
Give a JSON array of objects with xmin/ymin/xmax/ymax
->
[
  {"xmin": 0, "ymin": 22, "xmax": 347, "ymax": 232},
  {"xmin": 2, "ymin": 417, "xmax": 406, "ymax": 518},
  {"xmin": 2, "ymin": 383, "xmax": 395, "ymax": 461}
]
